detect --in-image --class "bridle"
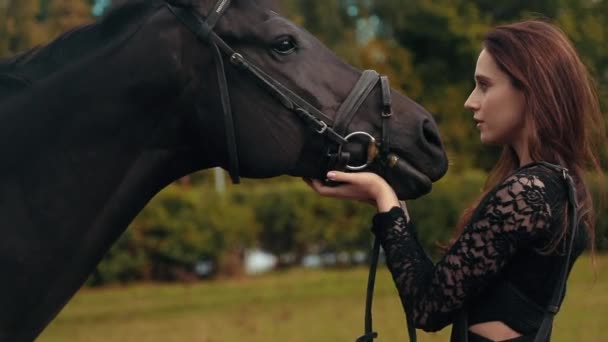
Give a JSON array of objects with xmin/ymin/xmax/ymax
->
[
  {"xmin": 166, "ymin": 1, "xmax": 413, "ymax": 341},
  {"xmin": 165, "ymin": 0, "xmax": 398, "ymax": 184}
]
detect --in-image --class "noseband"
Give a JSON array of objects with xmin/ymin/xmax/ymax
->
[
  {"xmin": 166, "ymin": 0, "xmax": 395, "ymax": 184},
  {"xmin": 166, "ymin": 1, "xmax": 409, "ymax": 341}
]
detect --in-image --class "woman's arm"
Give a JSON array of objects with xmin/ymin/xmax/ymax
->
[{"xmin": 306, "ymin": 170, "xmax": 553, "ymax": 331}]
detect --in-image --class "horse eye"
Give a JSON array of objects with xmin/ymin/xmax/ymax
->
[{"xmin": 272, "ymin": 37, "xmax": 297, "ymax": 55}]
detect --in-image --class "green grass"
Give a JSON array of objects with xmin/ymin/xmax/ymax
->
[{"xmin": 39, "ymin": 254, "xmax": 607, "ymax": 341}]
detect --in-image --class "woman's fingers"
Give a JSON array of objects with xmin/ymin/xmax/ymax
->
[
  {"xmin": 326, "ymin": 170, "xmax": 360, "ymax": 184},
  {"xmin": 310, "ymin": 179, "xmax": 348, "ymax": 197},
  {"xmin": 303, "ymin": 178, "xmax": 329, "ymax": 194},
  {"xmin": 303, "ymin": 178, "xmax": 358, "ymax": 199},
  {"xmin": 304, "ymin": 172, "xmax": 398, "ymax": 212}
]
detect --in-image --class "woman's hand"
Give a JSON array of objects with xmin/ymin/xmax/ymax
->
[{"xmin": 303, "ymin": 171, "xmax": 400, "ymax": 213}]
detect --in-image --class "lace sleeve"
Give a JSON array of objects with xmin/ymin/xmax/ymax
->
[{"xmin": 372, "ymin": 173, "xmax": 553, "ymax": 332}]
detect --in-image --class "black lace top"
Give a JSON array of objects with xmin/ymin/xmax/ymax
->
[{"xmin": 371, "ymin": 163, "xmax": 588, "ymax": 334}]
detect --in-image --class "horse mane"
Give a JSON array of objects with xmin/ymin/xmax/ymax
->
[
  {"xmin": 101, "ymin": 0, "xmax": 165, "ymax": 36},
  {"xmin": 0, "ymin": 0, "xmax": 279, "ymax": 97},
  {"xmin": 0, "ymin": 0, "xmax": 165, "ymax": 89},
  {"xmin": 0, "ymin": 48, "xmax": 42, "ymax": 72}
]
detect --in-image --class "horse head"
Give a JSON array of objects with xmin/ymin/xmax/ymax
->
[{"xmin": 164, "ymin": 0, "xmax": 448, "ymax": 199}]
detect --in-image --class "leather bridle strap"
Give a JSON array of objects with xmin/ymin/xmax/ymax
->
[
  {"xmin": 175, "ymin": 0, "xmax": 230, "ymax": 43},
  {"xmin": 533, "ymin": 162, "xmax": 579, "ymax": 342},
  {"xmin": 357, "ymin": 237, "xmax": 380, "ymax": 342},
  {"xmin": 334, "ymin": 70, "xmax": 380, "ymax": 136},
  {"xmin": 327, "ymin": 70, "xmax": 381, "ymax": 171},
  {"xmin": 167, "ymin": 2, "xmax": 353, "ymax": 183},
  {"xmin": 226, "ymin": 52, "xmax": 347, "ymax": 144},
  {"xmin": 212, "ymin": 42, "xmax": 240, "ymax": 183},
  {"xmin": 356, "ymin": 75, "xmax": 419, "ymax": 342},
  {"xmin": 380, "ymin": 76, "xmax": 392, "ymax": 156},
  {"xmin": 167, "ymin": 1, "xmax": 240, "ymax": 183}
]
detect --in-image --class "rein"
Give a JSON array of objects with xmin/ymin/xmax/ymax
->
[{"xmin": 166, "ymin": 1, "xmax": 414, "ymax": 341}]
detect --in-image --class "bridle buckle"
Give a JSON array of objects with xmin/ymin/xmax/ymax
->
[
  {"xmin": 230, "ymin": 53, "xmax": 246, "ymax": 69},
  {"xmin": 315, "ymin": 121, "xmax": 328, "ymax": 134}
]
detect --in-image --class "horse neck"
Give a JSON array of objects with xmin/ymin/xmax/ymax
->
[{"xmin": 0, "ymin": 29, "xmax": 218, "ymax": 341}]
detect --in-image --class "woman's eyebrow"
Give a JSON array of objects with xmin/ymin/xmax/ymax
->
[{"xmin": 474, "ymin": 74, "xmax": 492, "ymax": 83}]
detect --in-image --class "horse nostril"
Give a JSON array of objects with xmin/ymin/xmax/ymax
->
[{"xmin": 422, "ymin": 119, "xmax": 442, "ymax": 148}]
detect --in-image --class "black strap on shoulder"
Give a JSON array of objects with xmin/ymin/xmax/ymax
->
[
  {"xmin": 452, "ymin": 161, "xmax": 580, "ymax": 342},
  {"xmin": 533, "ymin": 162, "xmax": 579, "ymax": 342}
]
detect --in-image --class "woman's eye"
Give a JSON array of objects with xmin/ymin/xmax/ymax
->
[{"xmin": 272, "ymin": 37, "xmax": 297, "ymax": 55}]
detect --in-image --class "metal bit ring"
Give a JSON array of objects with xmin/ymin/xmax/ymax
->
[{"xmin": 344, "ymin": 131, "xmax": 377, "ymax": 171}]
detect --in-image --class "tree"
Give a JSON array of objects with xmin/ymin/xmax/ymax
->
[
  {"xmin": 556, "ymin": 0, "xmax": 608, "ymax": 166},
  {"xmin": 0, "ymin": 0, "xmax": 46, "ymax": 57},
  {"xmin": 46, "ymin": 0, "xmax": 92, "ymax": 39}
]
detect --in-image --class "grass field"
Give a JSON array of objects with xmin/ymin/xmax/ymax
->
[{"xmin": 39, "ymin": 254, "xmax": 607, "ymax": 341}]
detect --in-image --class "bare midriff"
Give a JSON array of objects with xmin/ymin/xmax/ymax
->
[{"xmin": 469, "ymin": 321, "xmax": 523, "ymax": 341}]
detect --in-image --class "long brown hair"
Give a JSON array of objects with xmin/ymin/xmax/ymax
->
[{"xmin": 455, "ymin": 20, "xmax": 605, "ymax": 255}]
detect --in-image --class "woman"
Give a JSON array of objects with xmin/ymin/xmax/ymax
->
[{"xmin": 306, "ymin": 20, "xmax": 604, "ymax": 341}]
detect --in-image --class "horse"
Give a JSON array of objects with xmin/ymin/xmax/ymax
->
[{"xmin": 0, "ymin": 0, "xmax": 448, "ymax": 340}]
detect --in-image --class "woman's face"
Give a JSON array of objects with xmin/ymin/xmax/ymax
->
[{"xmin": 464, "ymin": 49, "xmax": 527, "ymax": 146}]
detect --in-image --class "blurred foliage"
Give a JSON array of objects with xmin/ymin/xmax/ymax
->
[
  {"xmin": 89, "ymin": 168, "xmax": 607, "ymax": 285},
  {"xmin": 0, "ymin": 0, "xmax": 94, "ymax": 57},
  {"xmin": 88, "ymin": 184, "xmax": 260, "ymax": 284},
  {"xmin": 1, "ymin": 1, "xmax": 607, "ymax": 283}
]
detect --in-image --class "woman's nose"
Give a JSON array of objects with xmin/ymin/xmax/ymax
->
[{"xmin": 464, "ymin": 92, "xmax": 479, "ymax": 111}]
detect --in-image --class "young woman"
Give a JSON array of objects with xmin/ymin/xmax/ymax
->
[{"xmin": 306, "ymin": 20, "xmax": 605, "ymax": 341}]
